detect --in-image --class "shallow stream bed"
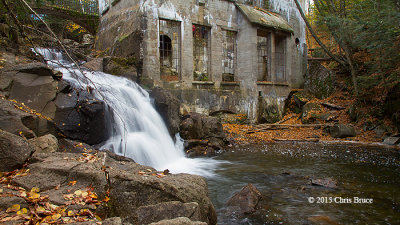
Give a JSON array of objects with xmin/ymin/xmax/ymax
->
[{"xmin": 207, "ymin": 142, "xmax": 400, "ymax": 224}]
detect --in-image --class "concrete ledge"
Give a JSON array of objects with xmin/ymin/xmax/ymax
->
[
  {"xmin": 221, "ymin": 81, "xmax": 240, "ymax": 86},
  {"xmin": 192, "ymin": 81, "xmax": 215, "ymax": 85},
  {"xmin": 256, "ymin": 81, "xmax": 289, "ymax": 87}
]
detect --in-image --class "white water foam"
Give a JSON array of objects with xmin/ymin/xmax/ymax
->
[{"xmin": 36, "ymin": 48, "xmax": 220, "ymax": 177}]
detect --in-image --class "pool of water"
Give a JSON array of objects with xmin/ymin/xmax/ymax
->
[{"xmin": 207, "ymin": 142, "xmax": 400, "ymax": 224}]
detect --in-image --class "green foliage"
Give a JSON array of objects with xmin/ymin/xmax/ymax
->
[{"xmin": 311, "ymin": 0, "xmax": 400, "ymax": 106}]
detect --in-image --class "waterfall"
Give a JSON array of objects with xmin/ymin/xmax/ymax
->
[{"xmin": 36, "ymin": 48, "xmax": 219, "ymax": 177}]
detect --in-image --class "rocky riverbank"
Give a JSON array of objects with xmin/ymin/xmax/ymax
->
[{"xmin": 0, "ymin": 47, "xmax": 217, "ymax": 224}]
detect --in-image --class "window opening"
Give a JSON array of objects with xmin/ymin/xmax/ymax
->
[
  {"xmin": 193, "ymin": 24, "xmax": 211, "ymax": 81},
  {"xmin": 222, "ymin": 30, "xmax": 236, "ymax": 82},
  {"xmin": 159, "ymin": 19, "xmax": 181, "ymax": 82},
  {"xmin": 275, "ymin": 34, "xmax": 286, "ymax": 82},
  {"xmin": 257, "ymin": 29, "xmax": 271, "ymax": 81}
]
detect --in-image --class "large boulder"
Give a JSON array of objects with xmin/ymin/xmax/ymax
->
[
  {"xmin": 180, "ymin": 113, "xmax": 228, "ymax": 156},
  {"xmin": 12, "ymin": 152, "xmax": 217, "ymax": 224},
  {"xmin": 305, "ymin": 62, "xmax": 336, "ymax": 99},
  {"xmin": 54, "ymin": 80, "xmax": 108, "ymax": 145},
  {"xmin": 137, "ymin": 201, "xmax": 201, "ymax": 224},
  {"xmin": 0, "ymin": 98, "xmax": 36, "ymax": 138},
  {"xmin": 0, "ymin": 129, "xmax": 35, "ymax": 171},
  {"xmin": 150, "ymin": 87, "xmax": 181, "ymax": 136},
  {"xmin": 149, "ymin": 217, "xmax": 207, "ymax": 225},
  {"xmin": 226, "ymin": 184, "xmax": 262, "ymax": 214},
  {"xmin": 329, "ymin": 124, "xmax": 356, "ymax": 138},
  {"xmin": 7, "ymin": 63, "xmax": 59, "ymax": 119},
  {"xmin": 301, "ymin": 102, "xmax": 321, "ymax": 124}
]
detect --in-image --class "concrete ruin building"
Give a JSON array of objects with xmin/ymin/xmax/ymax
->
[{"xmin": 96, "ymin": 0, "xmax": 307, "ymax": 122}]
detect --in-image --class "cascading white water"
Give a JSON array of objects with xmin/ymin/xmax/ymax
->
[{"xmin": 36, "ymin": 48, "xmax": 219, "ymax": 177}]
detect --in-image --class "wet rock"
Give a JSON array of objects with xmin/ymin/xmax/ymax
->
[
  {"xmin": 149, "ymin": 217, "xmax": 207, "ymax": 225},
  {"xmin": 184, "ymin": 140, "xmax": 218, "ymax": 157},
  {"xmin": 28, "ymin": 134, "xmax": 58, "ymax": 153},
  {"xmin": 383, "ymin": 135, "xmax": 400, "ymax": 145},
  {"xmin": 137, "ymin": 201, "xmax": 201, "ymax": 224},
  {"xmin": 12, "ymin": 152, "xmax": 217, "ymax": 224},
  {"xmin": 0, "ymin": 129, "xmax": 34, "ymax": 172},
  {"xmin": 180, "ymin": 113, "xmax": 228, "ymax": 155},
  {"xmin": 311, "ymin": 178, "xmax": 337, "ymax": 189},
  {"xmin": 329, "ymin": 124, "xmax": 356, "ymax": 138},
  {"xmin": 226, "ymin": 184, "xmax": 262, "ymax": 214},
  {"xmin": 307, "ymin": 215, "xmax": 339, "ymax": 225},
  {"xmin": 54, "ymin": 80, "xmax": 108, "ymax": 145},
  {"xmin": 150, "ymin": 87, "xmax": 181, "ymax": 136}
]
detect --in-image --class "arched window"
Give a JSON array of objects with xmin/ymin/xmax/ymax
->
[{"xmin": 159, "ymin": 35, "xmax": 172, "ymax": 58}]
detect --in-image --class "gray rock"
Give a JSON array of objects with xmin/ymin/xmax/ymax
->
[
  {"xmin": 305, "ymin": 62, "xmax": 336, "ymax": 99},
  {"xmin": 28, "ymin": 134, "xmax": 58, "ymax": 153},
  {"xmin": 226, "ymin": 183, "xmax": 262, "ymax": 214},
  {"xmin": 311, "ymin": 177, "xmax": 337, "ymax": 188},
  {"xmin": 150, "ymin": 87, "xmax": 181, "ymax": 136},
  {"xmin": 180, "ymin": 113, "xmax": 228, "ymax": 156},
  {"xmin": 0, "ymin": 69, "xmax": 15, "ymax": 95},
  {"xmin": 11, "ymin": 62, "xmax": 53, "ymax": 76},
  {"xmin": 0, "ymin": 129, "xmax": 35, "ymax": 171},
  {"xmin": 149, "ymin": 217, "xmax": 207, "ymax": 225},
  {"xmin": 137, "ymin": 201, "xmax": 201, "ymax": 224},
  {"xmin": 301, "ymin": 102, "xmax": 321, "ymax": 123},
  {"xmin": 383, "ymin": 136, "xmax": 400, "ymax": 145},
  {"xmin": 0, "ymin": 98, "xmax": 36, "ymax": 138},
  {"xmin": 83, "ymin": 58, "xmax": 104, "ymax": 71},
  {"xmin": 329, "ymin": 124, "xmax": 356, "ymax": 138},
  {"xmin": 9, "ymin": 72, "xmax": 58, "ymax": 118},
  {"xmin": 0, "ymin": 196, "xmax": 29, "ymax": 211},
  {"xmin": 12, "ymin": 152, "xmax": 217, "ymax": 224}
]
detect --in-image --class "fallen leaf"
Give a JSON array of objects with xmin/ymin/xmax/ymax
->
[
  {"xmin": 31, "ymin": 187, "xmax": 40, "ymax": 193},
  {"xmin": 103, "ymin": 196, "xmax": 110, "ymax": 202},
  {"xmin": 74, "ymin": 190, "xmax": 83, "ymax": 196},
  {"xmin": 16, "ymin": 208, "xmax": 28, "ymax": 215},
  {"xmin": 69, "ymin": 181, "xmax": 77, "ymax": 186},
  {"xmin": 6, "ymin": 204, "xmax": 20, "ymax": 212},
  {"xmin": 52, "ymin": 213, "xmax": 61, "ymax": 221}
]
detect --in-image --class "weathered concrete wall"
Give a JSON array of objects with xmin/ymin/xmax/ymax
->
[{"xmin": 96, "ymin": 0, "xmax": 307, "ymax": 122}]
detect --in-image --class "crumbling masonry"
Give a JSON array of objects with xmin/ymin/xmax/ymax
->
[{"xmin": 96, "ymin": 0, "xmax": 307, "ymax": 122}]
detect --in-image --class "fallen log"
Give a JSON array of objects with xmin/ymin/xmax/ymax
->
[
  {"xmin": 255, "ymin": 124, "xmax": 329, "ymax": 128},
  {"xmin": 272, "ymin": 138, "xmax": 320, "ymax": 142}
]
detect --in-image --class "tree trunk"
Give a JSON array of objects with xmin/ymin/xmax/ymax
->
[{"xmin": 293, "ymin": 0, "xmax": 347, "ymax": 68}]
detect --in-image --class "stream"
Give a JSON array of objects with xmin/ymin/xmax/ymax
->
[
  {"xmin": 35, "ymin": 48, "xmax": 399, "ymax": 224},
  {"xmin": 207, "ymin": 142, "xmax": 400, "ymax": 224}
]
